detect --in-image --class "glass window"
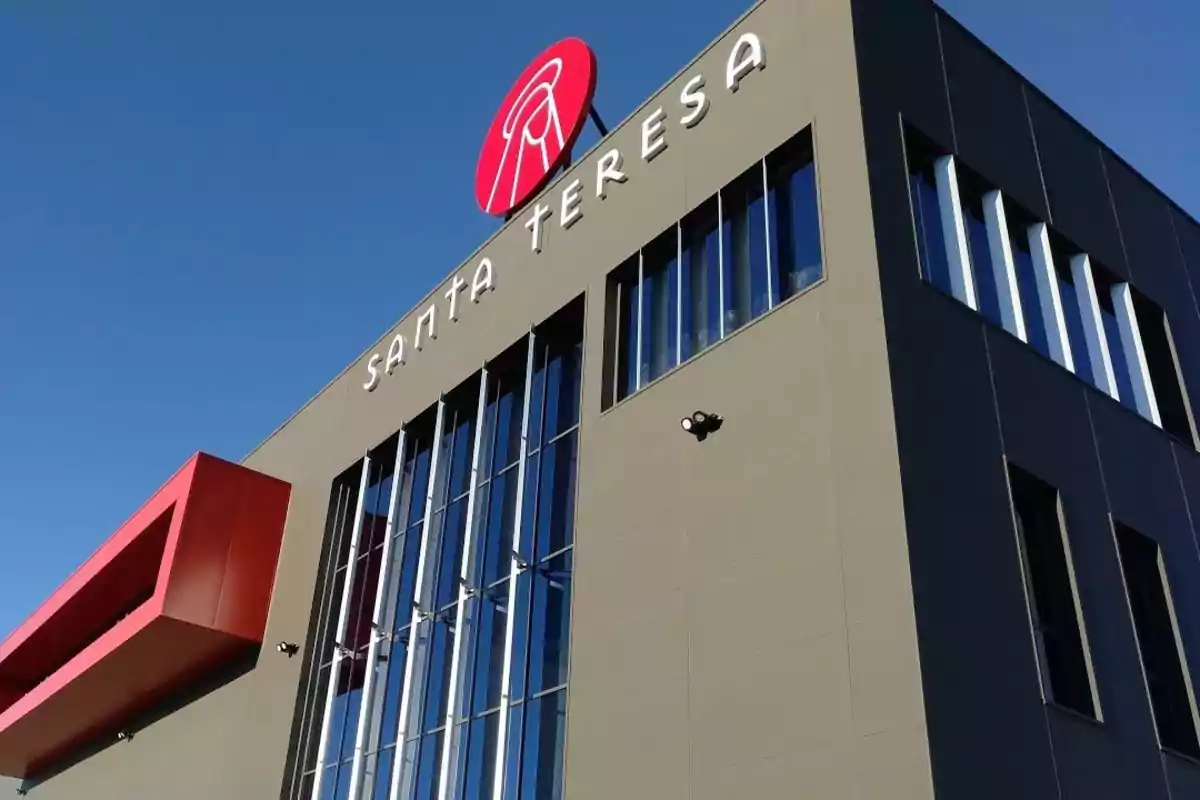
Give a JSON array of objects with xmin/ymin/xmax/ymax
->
[
  {"xmin": 959, "ymin": 172, "xmax": 1003, "ymax": 328},
  {"xmin": 721, "ymin": 166, "xmax": 769, "ymax": 332},
  {"xmin": 681, "ymin": 197, "xmax": 722, "ymax": 359},
  {"xmin": 1132, "ymin": 289, "xmax": 1196, "ymax": 445},
  {"xmin": 1115, "ymin": 523, "xmax": 1200, "ymax": 757},
  {"xmin": 608, "ymin": 260, "xmax": 638, "ymax": 404},
  {"xmin": 640, "ymin": 229, "xmax": 680, "ymax": 385},
  {"xmin": 1007, "ymin": 464, "xmax": 1097, "ymax": 717},
  {"xmin": 1008, "ymin": 211, "xmax": 1052, "ymax": 360},
  {"xmin": 905, "ymin": 129, "xmax": 952, "ymax": 297},
  {"xmin": 768, "ymin": 132, "xmax": 823, "ymax": 303}
]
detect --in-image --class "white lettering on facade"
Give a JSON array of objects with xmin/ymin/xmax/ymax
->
[
  {"xmin": 525, "ymin": 202, "xmax": 553, "ymax": 253},
  {"xmin": 362, "ymin": 32, "xmax": 768, "ymax": 394},
  {"xmin": 472, "ymin": 258, "xmax": 495, "ymax": 303},
  {"xmin": 641, "ymin": 107, "xmax": 668, "ymax": 162},
  {"xmin": 561, "ymin": 179, "xmax": 584, "ymax": 229},
  {"xmin": 415, "ymin": 305, "xmax": 437, "ymax": 351},
  {"xmin": 364, "ymin": 354, "xmax": 383, "ymax": 392},
  {"xmin": 385, "ymin": 334, "xmax": 406, "ymax": 374},
  {"xmin": 680, "ymin": 75, "xmax": 709, "ymax": 127},
  {"xmin": 595, "ymin": 148, "xmax": 627, "ymax": 200},
  {"xmin": 726, "ymin": 32, "xmax": 766, "ymax": 92},
  {"xmin": 445, "ymin": 275, "xmax": 467, "ymax": 322}
]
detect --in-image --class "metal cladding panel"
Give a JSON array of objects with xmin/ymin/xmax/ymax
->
[{"xmin": 0, "ymin": 453, "xmax": 291, "ymax": 779}]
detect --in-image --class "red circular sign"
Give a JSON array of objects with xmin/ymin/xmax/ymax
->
[{"xmin": 474, "ymin": 38, "xmax": 597, "ymax": 217}]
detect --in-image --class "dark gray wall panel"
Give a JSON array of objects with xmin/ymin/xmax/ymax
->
[
  {"xmin": 884, "ymin": 296, "xmax": 1059, "ymax": 800},
  {"xmin": 1166, "ymin": 755, "xmax": 1200, "ymax": 800},
  {"xmin": 850, "ymin": 0, "xmax": 952, "ymax": 147},
  {"xmin": 1026, "ymin": 91, "xmax": 1127, "ymax": 280},
  {"xmin": 989, "ymin": 330, "xmax": 1169, "ymax": 799},
  {"xmin": 1091, "ymin": 400, "xmax": 1200, "ymax": 761},
  {"xmin": 1105, "ymin": 155, "xmax": 1187, "ymax": 303},
  {"xmin": 1172, "ymin": 208, "xmax": 1200, "ymax": 307},
  {"xmin": 937, "ymin": 15, "xmax": 1046, "ymax": 219}
]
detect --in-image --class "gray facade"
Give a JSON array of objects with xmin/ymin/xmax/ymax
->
[{"xmin": 14, "ymin": 0, "xmax": 1200, "ymax": 798}]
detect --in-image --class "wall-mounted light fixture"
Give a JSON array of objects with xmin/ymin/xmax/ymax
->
[
  {"xmin": 680, "ymin": 410, "xmax": 723, "ymax": 441},
  {"xmin": 115, "ymin": 730, "xmax": 133, "ymax": 743},
  {"xmin": 276, "ymin": 641, "xmax": 300, "ymax": 658}
]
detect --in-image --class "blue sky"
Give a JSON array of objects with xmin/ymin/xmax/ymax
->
[{"xmin": 0, "ymin": 0, "xmax": 1196, "ymax": 649}]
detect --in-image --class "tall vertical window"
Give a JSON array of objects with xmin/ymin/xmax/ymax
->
[
  {"xmin": 398, "ymin": 384, "xmax": 481, "ymax": 800},
  {"xmin": 1006, "ymin": 464, "xmax": 1097, "ymax": 718},
  {"xmin": 300, "ymin": 438, "xmax": 402, "ymax": 800},
  {"xmin": 1008, "ymin": 220, "xmax": 1050, "ymax": 359},
  {"xmin": 681, "ymin": 198, "xmax": 723, "ymax": 360},
  {"xmin": 1115, "ymin": 523, "xmax": 1200, "ymax": 757},
  {"xmin": 722, "ymin": 163, "xmax": 770, "ymax": 332},
  {"xmin": 1097, "ymin": 272, "xmax": 1137, "ymax": 409},
  {"xmin": 500, "ymin": 308, "xmax": 581, "ymax": 800},
  {"xmin": 767, "ymin": 130, "xmax": 823, "ymax": 304},
  {"xmin": 1048, "ymin": 236, "xmax": 1093, "ymax": 386},
  {"xmin": 906, "ymin": 129, "xmax": 953, "ymax": 298},
  {"xmin": 286, "ymin": 471, "xmax": 362, "ymax": 800},
  {"xmin": 289, "ymin": 298, "xmax": 585, "ymax": 800},
  {"xmin": 602, "ymin": 126, "xmax": 822, "ymax": 408},
  {"xmin": 1132, "ymin": 290, "xmax": 1196, "ymax": 445},
  {"xmin": 959, "ymin": 171, "xmax": 1003, "ymax": 328}
]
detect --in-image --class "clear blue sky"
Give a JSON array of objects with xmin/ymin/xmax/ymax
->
[{"xmin": 0, "ymin": 0, "xmax": 1196, "ymax": 646}]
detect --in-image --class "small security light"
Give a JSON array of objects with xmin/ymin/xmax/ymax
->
[
  {"xmin": 116, "ymin": 730, "xmax": 133, "ymax": 743},
  {"xmin": 681, "ymin": 410, "xmax": 722, "ymax": 441},
  {"xmin": 276, "ymin": 641, "xmax": 300, "ymax": 658}
]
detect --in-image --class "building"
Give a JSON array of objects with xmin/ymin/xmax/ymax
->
[{"xmin": 3, "ymin": 0, "xmax": 1200, "ymax": 797}]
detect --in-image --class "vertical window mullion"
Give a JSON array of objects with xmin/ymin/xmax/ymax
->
[
  {"xmin": 933, "ymin": 155, "xmax": 978, "ymax": 310},
  {"xmin": 635, "ymin": 251, "xmax": 645, "ymax": 392},
  {"xmin": 310, "ymin": 454, "xmax": 373, "ymax": 800},
  {"xmin": 1112, "ymin": 283, "xmax": 1162, "ymax": 425},
  {"xmin": 347, "ymin": 434, "xmax": 408, "ymax": 800},
  {"xmin": 437, "ymin": 367, "xmax": 492, "ymax": 800},
  {"xmin": 717, "ymin": 191, "xmax": 726, "ymax": 340},
  {"xmin": 1069, "ymin": 254, "xmax": 1119, "ymax": 400},
  {"xmin": 981, "ymin": 190, "xmax": 1027, "ymax": 341},
  {"xmin": 490, "ymin": 333, "xmax": 536, "ymax": 800},
  {"xmin": 675, "ymin": 223, "xmax": 683, "ymax": 367},
  {"xmin": 387, "ymin": 401, "xmax": 448, "ymax": 800},
  {"xmin": 1028, "ymin": 222, "xmax": 1075, "ymax": 372},
  {"xmin": 762, "ymin": 158, "xmax": 774, "ymax": 310}
]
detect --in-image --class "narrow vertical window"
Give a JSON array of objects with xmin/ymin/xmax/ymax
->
[
  {"xmin": 767, "ymin": 128, "xmax": 823, "ymax": 303},
  {"xmin": 450, "ymin": 342, "xmax": 527, "ymax": 800},
  {"xmin": 1048, "ymin": 236, "xmax": 1091, "ymax": 384},
  {"xmin": 400, "ymin": 383, "xmax": 481, "ymax": 800},
  {"xmin": 1115, "ymin": 523, "xmax": 1200, "ymax": 757},
  {"xmin": 359, "ymin": 423, "xmax": 436, "ymax": 800},
  {"xmin": 1099, "ymin": 279, "xmax": 1137, "ymax": 410},
  {"xmin": 1132, "ymin": 290, "xmax": 1196, "ymax": 445},
  {"xmin": 905, "ymin": 127, "xmax": 953, "ymax": 297},
  {"xmin": 959, "ymin": 170, "xmax": 1004, "ymax": 328},
  {"xmin": 602, "ymin": 258, "xmax": 638, "ymax": 408},
  {"xmin": 500, "ymin": 301, "xmax": 583, "ymax": 800},
  {"xmin": 680, "ymin": 197, "xmax": 722, "ymax": 360},
  {"xmin": 980, "ymin": 190, "xmax": 1028, "ymax": 341},
  {"xmin": 1007, "ymin": 464, "xmax": 1097, "ymax": 718},
  {"xmin": 1008, "ymin": 207, "xmax": 1052, "ymax": 360},
  {"xmin": 309, "ymin": 446, "xmax": 399, "ymax": 800},
  {"xmin": 1028, "ymin": 223, "xmax": 1075, "ymax": 372},
  {"xmin": 721, "ymin": 164, "xmax": 769, "ymax": 333},
  {"xmin": 640, "ymin": 228, "xmax": 680, "ymax": 385},
  {"xmin": 1069, "ymin": 255, "xmax": 1120, "ymax": 400},
  {"xmin": 287, "ymin": 473, "xmax": 361, "ymax": 800}
]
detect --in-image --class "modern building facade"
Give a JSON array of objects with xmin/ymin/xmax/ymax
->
[{"xmin": 4, "ymin": 0, "xmax": 1200, "ymax": 797}]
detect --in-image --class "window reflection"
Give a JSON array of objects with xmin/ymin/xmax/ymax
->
[{"xmin": 603, "ymin": 127, "xmax": 823, "ymax": 409}]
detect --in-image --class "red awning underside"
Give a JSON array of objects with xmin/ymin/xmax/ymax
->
[{"xmin": 0, "ymin": 453, "xmax": 291, "ymax": 778}]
